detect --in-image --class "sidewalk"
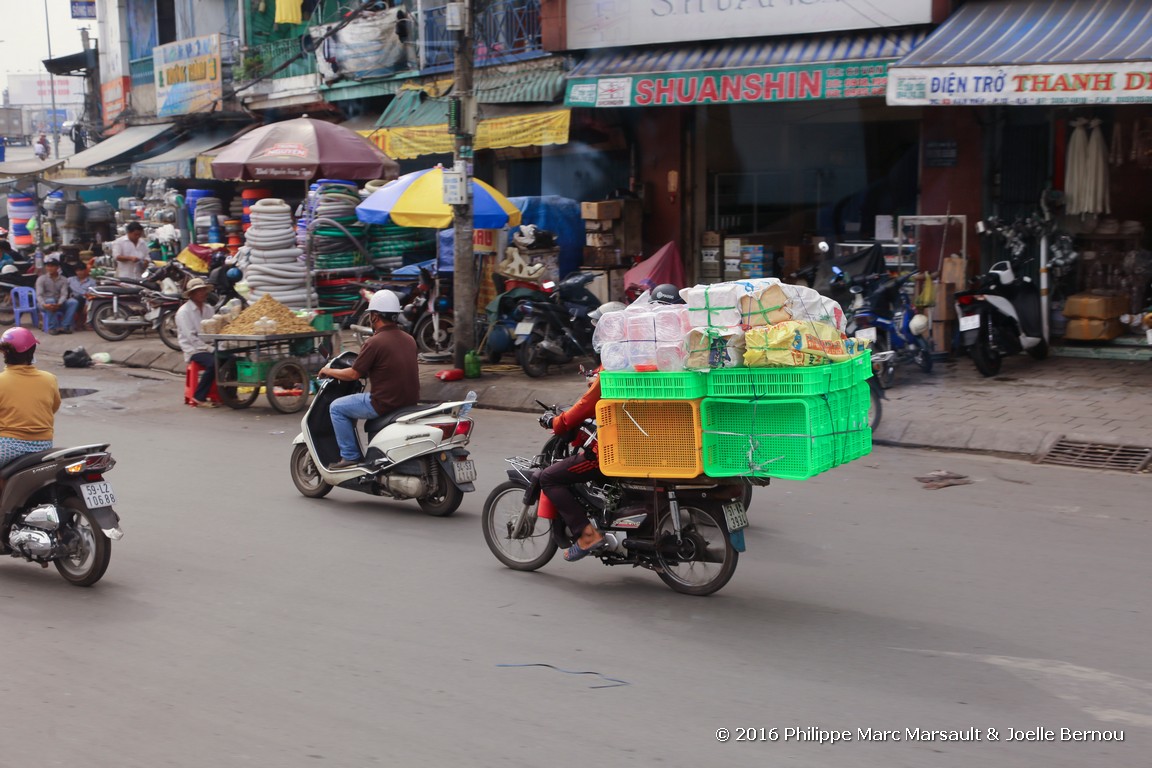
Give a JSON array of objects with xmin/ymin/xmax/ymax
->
[{"xmin": 32, "ymin": 328, "xmax": 1152, "ymax": 462}]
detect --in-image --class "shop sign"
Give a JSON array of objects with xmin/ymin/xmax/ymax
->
[
  {"xmin": 70, "ymin": 0, "xmax": 96, "ymax": 19},
  {"xmin": 154, "ymin": 34, "xmax": 223, "ymax": 118},
  {"xmin": 566, "ymin": 0, "xmax": 932, "ymax": 49},
  {"xmin": 7, "ymin": 73, "xmax": 85, "ymax": 105},
  {"xmin": 100, "ymin": 77, "xmax": 131, "ymax": 135},
  {"xmin": 889, "ymin": 63, "xmax": 1152, "ymax": 106},
  {"xmin": 566, "ymin": 61, "xmax": 892, "ymax": 107}
]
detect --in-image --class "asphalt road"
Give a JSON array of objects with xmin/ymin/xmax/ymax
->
[{"xmin": 2, "ymin": 362, "xmax": 1150, "ymax": 767}]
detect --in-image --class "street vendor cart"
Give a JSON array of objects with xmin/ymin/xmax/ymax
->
[{"xmin": 202, "ymin": 329, "xmax": 339, "ymax": 413}]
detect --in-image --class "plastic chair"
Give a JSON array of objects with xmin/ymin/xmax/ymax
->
[
  {"xmin": 184, "ymin": 360, "xmax": 221, "ymax": 406},
  {"xmin": 10, "ymin": 287, "xmax": 39, "ymax": 328}
]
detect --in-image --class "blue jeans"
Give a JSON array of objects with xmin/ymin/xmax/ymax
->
[
  {"xmin": 44, "ymin": 298, "xmax": 78, "ymax": 332},
  {"xmin": 330, "ymin": 392, "xmax": 379, "ymax": 461}
]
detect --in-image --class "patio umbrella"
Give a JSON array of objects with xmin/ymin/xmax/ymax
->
[
  {"xmin": 355, "ymin": 167, "xmax": 522, "ymax": 229},
  {"xmin": 211, "ymin": 117, "xmax": 399, "ymax": 181}
]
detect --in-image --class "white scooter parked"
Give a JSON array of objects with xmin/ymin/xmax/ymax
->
[{"xmin": 289, "ymin": 350, "xmax": 478, "ymax": 515}]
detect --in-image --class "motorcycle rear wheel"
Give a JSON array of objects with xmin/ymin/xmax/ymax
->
[
  {"xmin": 868, "ymin": 380, "xmax": 883, "ymax": 431},
  {"xmin": 482, "ymin": 481, "xmax": 557, "ymax": 571},
  {"xmin": 158, "ymin": 309, "xmax": 181, "ymax": 351},
  {"xmin": 413, "ymin": 314, "xmax": 455, "ymax": 354},
  {"xmin": 290, "ymin": 444, "xmax": 332, "ymax": 499},
  {"xmin": 914, "ymin": 337, "xmax": 934, "ymax": 373},
  {"xmin": 418, "ymin": 481, "xmax": 463, "ymax": 517},
  {"xmin": 54, "ymin": 497, "xmax": 112, "ymax": 587},
  {"xmin": 970, "ymin": 331, "xmax": 1003, "ymax": 377},
  {"xmin": 872, "ymin": 336, "xmax": 896, "ymax": 389},
  {"xmin": 518, "ymin": 331, "xmax": 550, "ymax": 378},
  {"xmin": 91, "ymin": 304, "xmax": 134, "ymax": 342},
  {"xmin": 656, "ymin": 504, "xmax": 738, "ymax": 596}
]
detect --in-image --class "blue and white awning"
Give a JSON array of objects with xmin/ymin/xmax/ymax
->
[
  {"xmin": 887, "ymin": 0, "xmax": 1152, "ymax": 106},
  {"xmin": 566, "ymin": 29, "xmax": 929, "ymax": 108}
]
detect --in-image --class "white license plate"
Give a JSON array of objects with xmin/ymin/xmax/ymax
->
[
  {"xmin": 514, "ymin": 321, "xmax": 535, "ymax": 336},
  {"xmin": 453, "ymin": 459, "xmax": 477, "ymax": 484},
  {"xmin": 959, "ymin": 314, "xmax": 981, "ymax": 332},
  {"xmin": 81, "ymin": 481, "xmax": 117, "ymax": 509},
  {"xmin": 854, "ymin": 326, "xmax": 877, "ymax": 342},
  {"xmin": 722, "ymin": 501, "xmax": 749, "ymax": 531}
]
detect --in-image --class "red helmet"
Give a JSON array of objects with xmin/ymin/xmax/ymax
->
[{"xmin": 0, "ymin": 327, "xmax": 39, "ymax": 353}]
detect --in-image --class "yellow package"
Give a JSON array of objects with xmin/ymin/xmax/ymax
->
[{"xmin": 744, "ymin": 321, "xmax": 864, "ymax": 366}]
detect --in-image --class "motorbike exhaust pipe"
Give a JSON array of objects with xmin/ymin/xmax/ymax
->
[{"xmin": 99, "ymin": 318, "xmax": 151, "ymax": 329}]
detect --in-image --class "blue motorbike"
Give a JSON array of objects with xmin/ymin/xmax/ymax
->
[{"xmin": 832, "ymin": 267, "xmax": 933, "ymax": 388}]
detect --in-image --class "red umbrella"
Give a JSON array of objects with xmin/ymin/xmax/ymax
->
[{"xmin": 211, "ymin": 117, "xmax": 399, "ymax": 181}]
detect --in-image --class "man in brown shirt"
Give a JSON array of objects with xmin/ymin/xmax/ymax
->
[{"xmin": 319, "ymin": 290, "xmax": 419, "ymax": 470}]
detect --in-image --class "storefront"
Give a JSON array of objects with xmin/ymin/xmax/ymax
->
[{"xmin": 887, "ymin": 0, "xmax": 1152, "ymax": 354}]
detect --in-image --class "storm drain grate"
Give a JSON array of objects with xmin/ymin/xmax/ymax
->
[{"xmin": 1038, "ymin": 439, "xmax": 1152, "ymax": 473}]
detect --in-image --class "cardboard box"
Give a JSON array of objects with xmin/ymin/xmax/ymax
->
[
  {"xmin": 1063, "ymin": 292, "xmax": 1127, "ymax": 320},
  {"xmin": 723, "ymin": 238, "xmax": 746, "ymax": 259},
  {"xmin": 585, "ymin": 232, "xmax": 616, "ymax": 247},
  {"xmin": 782, "ymin": 246, "xmax": 802, "ymax": 277},
  {"xmin": 584, "ymin": 219, "xmax": 613, "ymax": 232},
  {"xmin": 1063, "ymin": 317, "xmax": 1126, "ymax": 341},
  {"xmin": 583, "ymin": 246, "xmax": 620, "ymax": 267},
  {"xmin": 702, "ymin": 231, "xmax": 721, "ymax": 247},
  {"xmin": 932, "ymin": 319, "xmax": 956, "ymax": 353},
  {"xmin": 701, "ymin": 248, "xmax": 720, "ymax": 263},
  {"xmin": 581, "ymin": 200, "xmax": 623, "ymax": 220}
]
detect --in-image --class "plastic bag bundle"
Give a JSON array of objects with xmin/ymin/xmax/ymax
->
[
  {"xmin": 654, "ymin": 305, "xmax": 691, "ymax": 342},
  {"xmin": 625, "ymin": 311, "xmax": 657, "ymax": 341},
  {"xmin": 744, "ymin": 321, "xmax": 867, "ymax": 367},
  {"xmin": 740, "ymin": 279, "xmax": 846, "ymax": 332},
  {"xmin": 685, "ymin": 327, "xmax": 745, "ymax": 370},
  {"xmin": 600, "ymin": 341, "xmax": 631, "ymax": 371},
  {"xmin": 628, "ymin": 341, "xmax": 658, "ymax": 370},
  {"xmin": 656, "ymin": 342, "xmax": 687, "ymax": 372},
  {"xmin": 592, "ymin": 309, "xmax": 628, "ymax": 351},
  {"xmin": 680, "ymin": 283, "xmax": 746, "ymax": 329}
]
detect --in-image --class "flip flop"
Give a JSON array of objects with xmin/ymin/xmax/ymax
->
[{"xmin": 564, "ymin": 538, "xmax": 609, "ymax": 562}]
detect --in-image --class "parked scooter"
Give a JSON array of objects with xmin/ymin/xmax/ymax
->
[
  {"xmin": 482, "ymin": 402, "xmax": 747, "ymax": 596},
  {"xmin": 350, "ymin": 266, "xmax": 454, "ymax": 354},
  {"xmin": 513, "ymin": 272, "xmax": 602, "ymax": 377},
  {"xmin": 1, "ymin": 443, "xmax": 123, "ymax": 586},
  {"xmin": 832, "ymin": 267, "xmax": 932, "ymax": 388},
  {"xmin": 289, "ymin": 351, "xmax": 478, "ymax": 516},
  {"xmin": 88, "ymin": 282, "xmax": 183, "ymax": 351},
  {"xmin": 955, "ymin": 254, "xmax": 1047, "ymax": 377}
]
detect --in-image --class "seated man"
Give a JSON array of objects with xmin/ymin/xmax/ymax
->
[
  {"xmin": 175, "ymin": 278, "xmax": 218, "ymax": 408},
  {"xmin": 34, "ymin": 255, "xmax": 78, "ymax": 335},
  {"xmin": 318, "ymin": 290, "xmax": 419, "ymax": 470},
  {"xmin": 66, "ymin": 262, "xmax": 96, "ymax": 330}
]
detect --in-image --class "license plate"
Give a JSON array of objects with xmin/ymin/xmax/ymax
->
[
  {"xmin": 81, "ymin": 481, "xmax": 117, "ymax": 509},
  {"xmin": 453, "ymin": 459, "xmax": 477, "ymax": 484},
  {"xmin": 514, "ymin": 321, "xmax": 535, "ymax": 336},
  {"xmin": 959, "ymin": 314, "xmax": 981, "ymax": 332},
  {"xmin": 854, "ymin": 327, "xmax": 877, "ymax": 342},
  {"xmin": 722, "ymin": 501, "xmax": 749, "ymax": 531}
]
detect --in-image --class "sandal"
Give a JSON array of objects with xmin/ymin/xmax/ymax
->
[{"xmin": 564, "ymin": 537, "xmax": 609, "ymax": 562}]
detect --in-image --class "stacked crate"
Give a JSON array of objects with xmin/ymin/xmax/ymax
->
[
  {"xmin": 597, "ymin": 353, "xmax": 872, "ymax": 481},
  {"xmin": 582, "ymin": 200, "xmax": 623, "ymax": 267}
]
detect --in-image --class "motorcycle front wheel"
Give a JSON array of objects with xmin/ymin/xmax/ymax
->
[
  {"xmin": 91, "ymin": 304, "xmax": 134, "ymax": 342},
  {"xmin": 290, "ymin": 444, "xmax": 332, "ymax": 499},
  {"xmin": 54, "ymin": 497, "xmax": 112, "ymax": 587},
  {"xmin": 413, "ymin": 314, "xmax": 455, "ymax": 354},
  {"xmin": 872, "ymin": 336, "xmax": 896, "ymax": 389},
  {"xmin": 158, "ymin": 309, "xmax": 181, "ymax": 351},
  {"xmin": 914, "ymin": 337, "xmax": 933, "ymax": 373},
  {"xmin": 656, "ymin": 503, "xmax": 738, "ymax": 596},
  {"xmin": 868, "ymin": 380, "xmax": 883, "ymax": 431},
  {"xmin": 482, "ymin": 481, "xmax": 557, "ymax": 571}
]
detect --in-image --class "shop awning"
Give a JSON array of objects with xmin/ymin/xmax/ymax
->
[
  {"xmin": 887, "ymin": 0, "xmax": 1152, "ymax": 106},
  {"xmin": 56, "ymin": 123, "xmax": 177, "ymax": 179},
  {"xmin": 0, "ymin": 159, "xmax": 65, "ymax": 179},
  {"xmin": 130, "ymin": 129, "xmax": 240, "ymax": 179},
  {"xmin": 565, "ymin": 28, "xmax": 929, "ymax": 107}
]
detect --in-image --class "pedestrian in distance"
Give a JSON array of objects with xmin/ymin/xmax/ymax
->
[
  {"xmin": 175, "ymin": 277, "xmax": 219, "ymax": 408},
  {"xmin": 112, "ymin": 222, "xmax": 150, "ymax": 280},
  {"xmin": 66, "ymin": 262, "xmax": 96, "ymax": 331},
  {"xmin": 35, "ymin": 254, "xmax": 79, "ymax": 335}
]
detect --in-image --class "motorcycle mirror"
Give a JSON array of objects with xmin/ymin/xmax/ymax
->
[
  {"xmin": 831, "ymin": 265, "xmax": 844, "ymax": 275},
  {"xmin": 850, "ymin": 285, "xmax": 864, "ymax": 295}
]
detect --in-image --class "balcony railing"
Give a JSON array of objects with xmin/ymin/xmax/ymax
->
[
  {"xmin": 242, "ymin": 38, "xmax": 318, "ymax": 81},
  {"xmin": 420, "ymin": 0, "xmax": 543, "ymax": 71}
]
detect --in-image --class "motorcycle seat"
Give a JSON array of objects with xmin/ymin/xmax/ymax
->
[
  {"xmin": 0, "ymin": 450, "xmax": 55, "ymax": 479},
  {"xmin": 92, "ymin": 286, "xmax": 142, "ymax": 296},
  {"xmin": 364, "ymin": 404, "xmax": 431, "ymax": 438}
]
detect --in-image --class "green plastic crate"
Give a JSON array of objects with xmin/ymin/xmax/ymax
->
[
  {"xmin": 236, "ymin": 360, "xmax": 274, "ymax": 383},
  {"xmin": 701, "ymin": 397, "xmax": 837, "ymax": 481},
  {"xmin": 829, "ymin": 383, "xmax": 872, "ymax": 464},
  {"xmin": 599, "ymin": 370, "xmax": 708, "ymax": 400},
  {"xmin": 706, "ymin": 350, "xmax": 872, "ymax": 398}
]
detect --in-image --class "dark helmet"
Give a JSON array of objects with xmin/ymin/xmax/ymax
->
[
  {"xmin": 651, "ymin": 283, "xmax": 684, "ymax": 305},
  {"xmin": 226, "ymin": 267, "xmax": 243, "ymax": 283}
]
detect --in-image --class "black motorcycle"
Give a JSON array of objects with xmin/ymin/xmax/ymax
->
[
  {"xmin": 481, "ymin": 403, "xmax": 749, "ymax": 596},
  {"xmin": 513, "ymin": 272, "xmax": 602, "ymax": 377},
  {"xmin": 1, "ymin": 443, "xmax": 123, "ymax": 586}
]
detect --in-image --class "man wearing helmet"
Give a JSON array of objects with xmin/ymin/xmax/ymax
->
[
  {"xmin": 0, "ymin": 328, "xmax": 61, "ymax": 465},
  {"xmin": 318, "ymin": 290, "xmax": 419, "ymax": 470}
]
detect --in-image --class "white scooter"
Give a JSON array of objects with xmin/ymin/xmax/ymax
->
[{"xmin": 289, "ymin": 351, "xmax": 478, "ymax": 516}]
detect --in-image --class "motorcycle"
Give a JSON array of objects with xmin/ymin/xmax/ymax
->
[
  {"xmin": 350, "ymin": 266, "xmax": 454, "ymax": 354},
  {"xmin": 831, "ymin": 267, "xmax": 933, "ymax": 388},
  {"xmin": 481, "ymin": 403, "xmax": 748, "ymax": 596},
  {"xmin": 514, "ymin": 272, "xmax": 602, "ymax": 377},
  {"xmin": 955, "ymin": 256, "xmax": 1048, "ymax": 377},
  {"xmin": 88, "ymin": 282, "xmax": 183, "ymax": 351},
  {"xmin": 289, "ymin": 351, "xmax": 478, "ymax": 516},
  {"xmin": 1, "ymin": 443, "xmax": 123, "ymax": 586}
]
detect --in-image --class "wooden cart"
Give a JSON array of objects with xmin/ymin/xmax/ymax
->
[{"xmin": 202, "ymin": 330, "xmax": 339, "ymax": 413}]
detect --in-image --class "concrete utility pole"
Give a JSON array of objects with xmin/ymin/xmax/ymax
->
[
  {"xmin": 43, "ymin": 0, "xmax": 60, "ymax": 159},
  {"xmin": 450, "ymin": 0, "xmax": 476, "ymax": 370}
]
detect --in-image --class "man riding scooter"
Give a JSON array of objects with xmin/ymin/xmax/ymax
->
[{"xmin": 318, "ymin": 290, "xmax": 419, "ymax": 470}]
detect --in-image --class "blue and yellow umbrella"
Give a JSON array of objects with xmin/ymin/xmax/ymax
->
[{"xmin": 355, "ymin": 167, "xmax": 522, "ymax": 229}]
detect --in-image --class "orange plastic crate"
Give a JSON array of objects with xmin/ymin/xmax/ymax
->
[{"xmin": 597, "ymin": 399, "xmax": 704, "ymax": 479}]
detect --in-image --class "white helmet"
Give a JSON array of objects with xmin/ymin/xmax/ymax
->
[
  {"xmin": 367, "ymin": 289, "xmax": 402, "ymax": 315},
  {"xmin": 909, "ymin": 313, "xmax": 930, "ymax": 337},
  {"xmin": 588, "ymin": 301, "xmax": 625, "ymax": 323},
  {"xmin": 1, "ymin": 265, "xmax": 19, "ymax": 275}
]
